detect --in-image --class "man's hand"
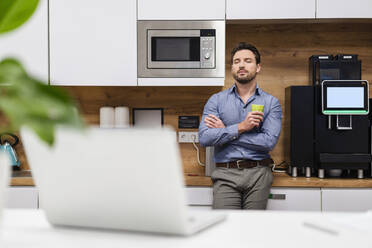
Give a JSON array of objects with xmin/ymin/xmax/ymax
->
[
  {"xmin": 205, "ymin": 114, "xmax": 226, "ymax": 128},
  {"xmin": 238, "ymin": 111, "xmax": 264, "ymax": 134}
]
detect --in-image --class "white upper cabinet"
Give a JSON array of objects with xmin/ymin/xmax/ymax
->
[
  {"xmin": 49, "ymin": 0, "xmax": 137, "ymax": 86},
  {"xmin": 138, "ymin": 0, "xmax": 225, "ymax": 20},
  {"xmin": 317, "ymin": 0, "xmax": 372, "ymax": 18},
  {"xmin": 0, "ymin": 0, "xmax": 48, "ymax": 82},
  {"xmin": 226, "ymin": 0, "xmax": 316, "ymax": 20}
]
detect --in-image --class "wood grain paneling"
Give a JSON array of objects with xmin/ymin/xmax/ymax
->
[
  {"xmin": 225, "ymin": 21, "xmax": 372, "ymax": 168},
  {"xmin": 185, "ymin": 172, "xmax": 372, "ymax": 188},
  {"xmin": 13, "ymin": 21, "xmax": 372, "ymax": 177},
  {"xmin": 63, "ymin": 86, "xmax": 221, "ymax": 175}
]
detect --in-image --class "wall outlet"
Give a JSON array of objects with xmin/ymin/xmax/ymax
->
[{"xmin": 178, "ymin": 131, "xmax": 199, "ymax": 143}]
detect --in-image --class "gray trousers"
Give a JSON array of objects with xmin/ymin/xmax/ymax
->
[{"xmin": 211, "ymin": 165, "xmax": 273, "ymax": 210}]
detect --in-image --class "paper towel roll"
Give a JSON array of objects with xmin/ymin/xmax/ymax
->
[
  {"xmin": 115, "ymin": 106, "xmax": 130, "ymax": 128},
  {"xmin": 100, "ymin": 107, "xmax": 115, "ymax": 128}
]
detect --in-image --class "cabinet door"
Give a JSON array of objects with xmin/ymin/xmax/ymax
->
[
  {"xmin": 322, "ymin": 189, "xmax": 372, "ymax": 212},
  {"xmin": 227, "ymin": 0, "xmax": 316, "ymax": 20},
  {"xmin": 138, "ymin": 0, "xmax": 225, "ymax": 20},
  {"xmin": 6, "ymin": 187, "xmax": 38, "ymax": 209},
  {"xmin": 267, "ymin": 188, "xmax": 321, "ymax": 211},
  {"xmin": 50, "ymin": 0, "xmax": 137, "ymax": 86},
  {"xmin": 186, "ymin": 187, "xmax": 213, "ymax": 206},
  {"xmin": 0, "ymin": 0, "xmax": 48, "ymax": 82},
  {"xmin": 317, "ymin": 0, "xmax": 372, "ymax": 18}
]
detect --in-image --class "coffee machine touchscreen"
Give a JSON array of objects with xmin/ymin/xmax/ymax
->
[
  {"xmin": 321, "ymin": 80, "xmax": 369, "ymax": 115},
  {"xmin": 327, "ymin": 87, "xmax": 364, "ymax": 108}
]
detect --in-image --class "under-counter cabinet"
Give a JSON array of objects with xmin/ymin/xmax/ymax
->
[
  {"xmin": 322, "ymin": 188, "xmax": 372, "ymax": 212},
  {"xmin": 6, "ymin": 187, "xmax": 38, "ymax": 209},
  {"xmin": 187, "ymin": 187, "xmax": 213, "ymax": 204},
  {"xmin": 0, "ymin": 0, "xmax": 48, "ymax": 82},
  {"xmin": 226, "ymin": 0, "xmax": 316, "ymax": 20},
  {"xmin": 138, "ymin": 0, "xmax": 225, "ymax": 20},
  {"xmin": 267, "ymin": 188, "xmax": 321, "ymax": 211},
  {"xmin": 316, "ymin": 0, "xmax": 372, "ymax": 18},
  {"xmin": 49, "ymin": 0, "xmax": 137, "ymax": 86}
]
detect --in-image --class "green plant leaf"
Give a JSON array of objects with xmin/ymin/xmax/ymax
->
[
  {"xmin": 0, "ymin": 0, "xmax": 84, "ymax": 146},
  {"xmin": 0, "ymin": 57, "xmax": 85, "ymax": 146},
  {"xmin": 26, "ymin": 122, "xmax": 55, "ymax": 146},
  {"xmin": 0, "ymin": 58, "xmax": 27, "ymax": 85},
  {"xmin": 0, "ymin": 0, "xmax": 39, "ymax": 34}
]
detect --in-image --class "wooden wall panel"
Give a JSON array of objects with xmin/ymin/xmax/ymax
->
[
  {"xmin": 225, "ymin": 21, "xmax": 372, "ymax": 168},
  {"xmin": 63, "ymin": 86, "xmax": 221, "ymax": 175},
  {"xmin": 15, "ymin": 21, "xmax": 372, "ymax": 174}
]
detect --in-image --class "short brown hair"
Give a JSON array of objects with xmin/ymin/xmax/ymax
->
[{"xmin": 230, "ymin": 42, "xmax": 261, "ymax": 65}]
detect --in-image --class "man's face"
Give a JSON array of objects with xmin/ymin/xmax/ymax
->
[{"xmin": 231, "ymin": 49, "xmax": 261, "ymax": 85}]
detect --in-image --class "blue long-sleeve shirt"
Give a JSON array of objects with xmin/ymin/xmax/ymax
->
[{"xmin": 198, "ymin": 84, "xmax": 282, "ymax": 162}]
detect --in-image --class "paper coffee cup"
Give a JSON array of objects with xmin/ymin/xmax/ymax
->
[{"xmin": 251, "ymin": 104, "xmax": 264, "ymax": 113}]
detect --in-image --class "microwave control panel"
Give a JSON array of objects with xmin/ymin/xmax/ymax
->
[{"xmin": 200, "ymin": 29, "xmax": 215, "ymax": 69}]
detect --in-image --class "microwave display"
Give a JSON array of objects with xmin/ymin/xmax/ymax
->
[{"xmin": 152, "ymin": 37, "xmax": 200, "ymax": 61}]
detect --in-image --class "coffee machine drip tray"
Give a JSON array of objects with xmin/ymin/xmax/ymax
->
[
  {"xmin": 336, "ymin": 115, "xmax": 352, "ymax": 130},
  {"xmin": 319, "ymin": 153, "xmax": 372, "ymax": 169}
]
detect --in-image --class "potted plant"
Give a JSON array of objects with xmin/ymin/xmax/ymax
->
[{"xmin": 0, "ymin": 0, "xmax": 84, "ymax": 218}]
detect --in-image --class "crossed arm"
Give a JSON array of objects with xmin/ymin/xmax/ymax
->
[{"xmin": 198, "ymin": 95, "xmax": 282, "ymax": 152}]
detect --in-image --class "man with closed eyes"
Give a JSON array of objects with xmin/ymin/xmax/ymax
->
[{"xmin": 199, "ymin": 42, "xmax": 282, "ymax": 210}]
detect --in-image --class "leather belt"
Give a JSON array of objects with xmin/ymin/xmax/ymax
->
[{"xmin": 216, "ymin": 158, "xmax": 273, "ymax": 169}]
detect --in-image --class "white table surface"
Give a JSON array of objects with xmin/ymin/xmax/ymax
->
[{"xmin": 0, "ymin": 209, "xmax": 371, "ymax": 248}]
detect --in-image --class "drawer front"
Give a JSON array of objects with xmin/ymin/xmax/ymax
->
[
  {"xmin": 322, "ymin": 188, "xmax": 372, "ymax": 212},
  {"xmin": 186, "ymin": 187, "xmax": 213, "ymax": 206},
  {"xmin": 267, "ymin": 188, "xmax": 321, "ymax": 211},
  {"xmin": 6, "ymin": 187, "xmax": 38, "ymax": 209}
]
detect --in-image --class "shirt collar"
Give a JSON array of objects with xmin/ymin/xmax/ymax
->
[{"xmin": 229, "ymin": 84, "xmax": 261, "ymax": 96}]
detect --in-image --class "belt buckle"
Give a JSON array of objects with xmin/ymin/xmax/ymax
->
[{"xmin": 236, "ymin": 160, "xmax": 244, "ymax": 169}]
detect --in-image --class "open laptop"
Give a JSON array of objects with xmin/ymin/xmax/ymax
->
[{"xmin": 21, "ymin": 127, "xmax": 225, "ymax": 235}]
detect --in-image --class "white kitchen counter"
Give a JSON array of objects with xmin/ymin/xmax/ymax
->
[{"xmin": 0, "ymin": 209, "xmax": 371, "ymax": 248}]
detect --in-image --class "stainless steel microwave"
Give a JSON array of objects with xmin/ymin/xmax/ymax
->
[{"xmin": 138, "ymin": 20, "xmax": 225, "ymax": 78}]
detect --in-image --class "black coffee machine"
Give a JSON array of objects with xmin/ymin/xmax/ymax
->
[{"xmin": 285, "ymin": 54, "xmax": 371, "ymax": 178}]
